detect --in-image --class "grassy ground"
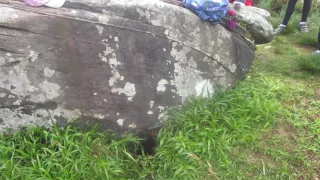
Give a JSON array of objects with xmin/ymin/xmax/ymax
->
[{"xmin": 1, "ymin": 3, "xmax": 320, "ymax": 180}]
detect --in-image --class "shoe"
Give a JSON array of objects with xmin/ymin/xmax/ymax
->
[
  {"xmin": 273, "ymin": 24, "xmax": 286, "ymax": 35},
  {"xmin": 299, "ymin": 23, "xmax": 309, "ymax": 33},
  {"xmin": 312, "ymin": 50, "xmax": 320, "ymax": 55}
]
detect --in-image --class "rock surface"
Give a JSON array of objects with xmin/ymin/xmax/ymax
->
[
  {"xmin": 0, "ymin": 0, "xmax": 254, "ymax": 132},
  {"xmin": 229, "ymin": 2, "xmax": 274, "ymax": 44}
]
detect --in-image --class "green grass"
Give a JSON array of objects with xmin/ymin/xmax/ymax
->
[
  {"xmin": 1, "ymin": 2, "xmax": 320, "ymax": 180},
  {"xmin": 0, "ymin": 125, "xmax": 147, "ymax": 180},
  {"xmin": 153, "ymin": 75, "xmax": 285, "ymax": 179},
  {"xmin": 295, "ymin": 32, "xmax": 318, "ymax": 46},
  {"xmin": 258, "ymin": 0, "xmax": 273, "ymax": 12},
  {"xmin": 296, "ymin": 55, "xmax": 320, "ymax": 74}
]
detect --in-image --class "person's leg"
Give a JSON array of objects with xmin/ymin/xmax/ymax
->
[
  {"xmin": 318, "ymin": 27, "xmax": 320, "ymax": 50},
  {"xmin": 299, "ymin": 0, "xmax": 312, "ymax": 32},
  {"xmin": 274, "ymin": 0, "xmax": 298, "ymax": 35},
  {"xmin": 301, "ymin": 0, "xmax": 312, "ymax": 23},
  {"xmin": 312, "ymin": 26, "xmax": 320, "ymax": 55},
  {"xmin": 282, "ymin": 0, "xmax": 299, "ymax": 26}
]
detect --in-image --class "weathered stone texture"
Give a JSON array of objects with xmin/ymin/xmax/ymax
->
[
  {"xmin": 229, "ymin": 2, "xmax": 274, "ymax": 44},
  {"xmin": 0, "ymin": 0, "xmax": 254, "ymax": 132}
]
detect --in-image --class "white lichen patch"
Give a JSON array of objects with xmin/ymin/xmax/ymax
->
[
  {"xmin": 157, "ymin": 79, "xmax": 169, "ymax": 92},
  {"xmin": 0, "ymin": 57, "xmax": 38, "ymax": 98},
  {"xmin": 158, "ymin": 106, "xmax": 169, "ymax": 121},
  {"xmin": 39, "ymin": 81, "xmax": 61, "ymax": 100},
  {"xmin": 28, "ymin": 94, "xmax": 46, "ymax": 103},
  {"xmin": 0, "ymin": 8, "xmax": 19, "ymax": 23},
  {"xmin": 111, "ymin": 82, "xmax": 136, "ymax": 101},
  {"xmin": 229, "ymin": 64, "xmax": 237, "ymax": 73},
  {"xmin": 109, "ymin": 71, "xmax": 121, "ymax": 86},
  {"xmin": 0, "ymin": 50, "xmax": 48, "ymax": 104},
  {"xmin": 0, "ymin": 107, "xmax": 50, "ymax": 132},
  {"xmin": 98, "ymin": 15, "xmax": 109, "ymax": 24},
  {"xmin": 100, "ymin": 39, "xmax": 119, "ymax": 67},
  {"xmin": 0, "ymin": 93, "xmax": 6, "ymax": 98},
  {"xmin": 94, "ymin": 114, "xmax": 105, "ymax": 119},
  {"xmin": 28, "ymin": 51, "xmax": 39, "ymax": 62},
  {"xmin": 189, "ymin": 26, "xmax": 201, "ymax": 49},
  {"xmin": 13, "ymin": 100, "xmax": 22, "ymax": 106},
  {"xmin": 169, "ymin": 43, "xmax": 204, "ymax": 101},
  {"xmin": 128, "ymin": 123, "xmax": 137, "ymax": 129},
  {"xmin": 195, "ymin": 79, "xmax": 214, "ymax": 97},
  {"xmin": 147, "ymin": 111, "xmax": 153, "ymax": 115},
  {"xmin": 214, "ymin": 66, "xmax": 226, "ymax": 77},
  {"xmin": 109, "ymin": 57, "xmax": 121, "ymax": 68},
  {"xmin": 149, "ymin": 101, "xmax": 154, "ymax": 108},
  {"xmin": 164, "ymin": 29, "xmax": 169, "ymax": 36},
  {"xmin": 0, "ymin": 57, "xmax": 5, "ymax": 66},
  {"xmin": 0, "ymin": 106, "xmax": 81, "ymax": 132},
  {"xmin": 50, "ymin": 106, "xmax": 81, "ymax": 123},
  {"xmin": 137, "ymin": 8, "xmax": 152, "ymax": 21},
  {"xmin": 218, "ymin": 77, "xmax": 228, "ymax": 88},
  {"xmin": 100, "ymin": 38, "xmax": 135, "ymax": 101},
  {"xmin": 117, "ymin": 119, "xmax": 124, "ymax": 126},
  {"xmin": 44, "ymin": 67, "xmax": 55, "ymax": 78},
  {"xmin": 158, "ymin": 106, "xmax": 165, "ymax": 112},
  {"xmin": 96, "ymin": 25, "xmax": 104, "ymax": 35},
  {"xmin": 99, "ymin": 38, "xmax": 137, "ymax": 101},
  {"xmin": 165, "ymin": 29, "xmax": 182, "ymax": 41}
]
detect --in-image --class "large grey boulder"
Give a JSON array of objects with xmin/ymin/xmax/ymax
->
[{"xmin": 0, "ymin": 0, "xmax": 254, "ymax": 132}]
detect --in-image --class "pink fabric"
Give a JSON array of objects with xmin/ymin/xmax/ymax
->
[{"xmin": 23, "ymin": 0, "xmax": 50, "ymax": 6}]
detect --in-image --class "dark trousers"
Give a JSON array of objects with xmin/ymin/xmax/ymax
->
[
  {"xmin": 318, "ymin": 27, "xmax": 320, "ymax": 50},
  {"xmin": 282, "ymin": 0, "xmax": 312, "ymax": 25}
]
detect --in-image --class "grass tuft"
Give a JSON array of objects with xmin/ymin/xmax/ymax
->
[
  {"xmin": 0, "ymin": 125, "xmax": 146, "ymax": 180},
  {"xmin": 295, "ymin": 30, "xmax": 318, "ymax": 46},
  {"xmin": 296, "ymin": 54, "xmax": 320, "ymax": 74}
]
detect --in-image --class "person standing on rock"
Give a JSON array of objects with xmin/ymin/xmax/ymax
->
[{"xmin": 273, "ymin": 0, "xmax": 312, "ymax": 35}]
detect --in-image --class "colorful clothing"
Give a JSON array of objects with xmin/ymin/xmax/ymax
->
[
  {"xmin": 23, "ymin": 0, "xmax": 50, "ymax": 7},
  {"xmin": 182, "ymin": 0, "xmax": 229, "ymax": 24}
]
